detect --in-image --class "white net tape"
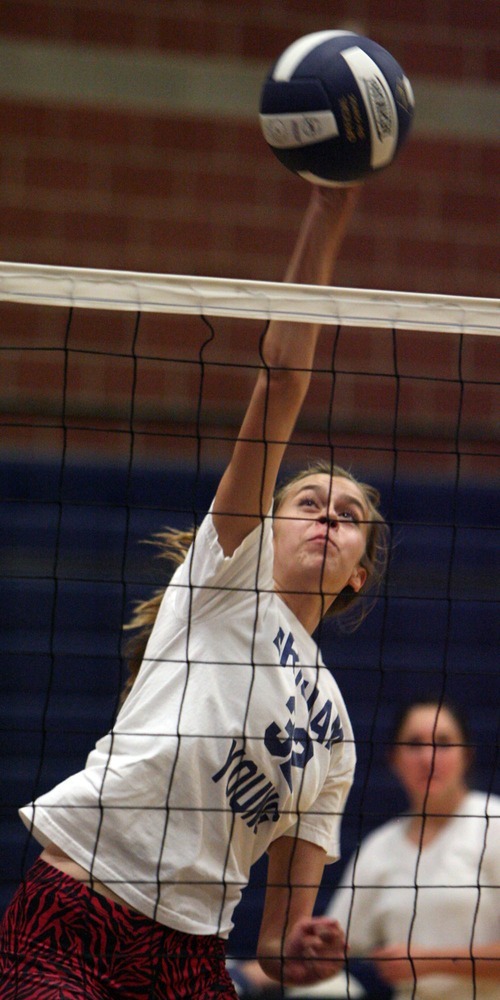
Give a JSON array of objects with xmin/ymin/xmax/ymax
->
[{"xmin": 0, "ymin": 261, "xmax": 498, "ymax": 335}]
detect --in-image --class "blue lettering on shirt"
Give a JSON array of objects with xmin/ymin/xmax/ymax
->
[
  {"xmin": 211, "ymin": 627, "xmax": 344, "ymax": 831},
  {"xmin": 212, "ymin": 738, "xmax": 280, "ymax": 832},
  {"xmin": 265, "ymin": 629, "xmax": 344, "ymax": 787},
  {"xmin": 274, "ymin": 627, "xmax": 300, "ymax": 667}
]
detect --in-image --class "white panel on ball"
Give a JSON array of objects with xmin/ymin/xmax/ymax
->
[
  {"xmin": 260, "ymin": 110, "xmax": 339, "ymax": 149},
  {"xmin": 272, "ymin": 30, "xmax": 357, "ymax": 82},
  {"xmin": 340, "ymin": 46, "xmax": 398, "ymax": 168}
]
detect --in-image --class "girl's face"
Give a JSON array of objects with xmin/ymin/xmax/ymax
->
[
  {"xmin": 272, "ymin": 474, "xmax": 368, "ymax": 602},
  {"xmin": 390, "ymin": 704, "xmax": 470, "ymax": 809}
]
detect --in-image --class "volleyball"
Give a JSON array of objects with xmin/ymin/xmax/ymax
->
[{"xmin": 259, "ymin": 30, "xmax": 415, "ymax": 185}]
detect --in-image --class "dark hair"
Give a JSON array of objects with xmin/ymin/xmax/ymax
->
[
  {"xmin": 273, "ymin": 460, "xmax": 390, "ymax": 628},
  {"xmin": 389, "ymin": 697, "xmax": 475, "ymax": 781}
]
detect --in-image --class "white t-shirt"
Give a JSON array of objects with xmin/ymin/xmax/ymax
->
[
  {"xmin": 21, "ymin": 507, "xmax": 355, "ymax": 938},
  {"xmin": 327, "ymin": 790, "xmax": 500, "ymax": 1000}
]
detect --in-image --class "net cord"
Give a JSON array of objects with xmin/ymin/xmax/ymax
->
[{"xmin": 0, "ymin": 261, "xmax": 498, "ymax": 335}]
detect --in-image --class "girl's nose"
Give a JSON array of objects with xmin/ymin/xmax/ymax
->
[
  {"xmin": 418, "ymin": 743, "xmax": 436, "ymax": 766},
  {"xmin": 319, "ymin": 513, "xmax": 338, "ymax": 528}
]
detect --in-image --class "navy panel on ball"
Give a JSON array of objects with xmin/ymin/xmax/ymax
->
[{"xmin": 259, "ymin": 30, "xmax": 414, "ymax": 186}]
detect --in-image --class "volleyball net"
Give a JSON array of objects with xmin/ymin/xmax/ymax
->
[{"xmin": 0, "ymin": 265, "xmax": 498, "ymax": 976}]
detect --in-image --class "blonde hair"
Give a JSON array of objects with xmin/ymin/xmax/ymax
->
[
  {"xmin": 121, "ymin": 462, "xmax": 389, "ymax": 704},
  {"xmin": 121, "ymin": 528, "xmax": 195, "ymax": 705}
]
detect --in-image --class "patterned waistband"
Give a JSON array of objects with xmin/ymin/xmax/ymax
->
[{"xmin": 5, "ymin": 857, "xmax": 227, "ymax": 958}]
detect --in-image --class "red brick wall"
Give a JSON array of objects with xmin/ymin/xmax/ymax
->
[{"xmin": 0, "ymin": 1, "xmax": 498, "ymax": 472}]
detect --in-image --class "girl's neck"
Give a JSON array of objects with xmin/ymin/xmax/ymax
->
[
  {"xmin": 276, "ymin": 591, "xmax": 324, "ymax": 635},
  {"xmin": 274, "ymin": 579, "xmax": 334, "ymax": 635},
  {"xmin": 406, "ymin": 787, "xmax": 468, "ymax": 846}
]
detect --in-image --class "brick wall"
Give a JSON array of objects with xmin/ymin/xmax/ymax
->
[{"xmin": 0, "ymin": 0, "xmax": 498, "ymax": 472}]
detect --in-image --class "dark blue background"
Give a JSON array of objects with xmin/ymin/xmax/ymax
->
[{"xmin": 1, "ymin": 458, "xmax": 498, "ymax": 997}]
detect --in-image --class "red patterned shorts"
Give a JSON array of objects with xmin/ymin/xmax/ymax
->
[{"xmin": 0, "ymin": 858, "xmax": 237, "ymax": 999}]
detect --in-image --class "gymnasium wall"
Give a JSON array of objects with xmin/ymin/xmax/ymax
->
[
  {"xmin": 0, "ymin": 1, "xmax": 498, "ymax": 475},
  {"xmin": 0, "ymin": 1, "xmax": 498, "ymax": 292}
]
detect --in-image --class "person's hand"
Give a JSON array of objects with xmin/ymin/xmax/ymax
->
[
  {"xmin": 279, "ymin": 915, "xmax": 346, "ymax": 985},
  {"xmin": 309, "ymin": 181, "xmax": 363, "ymax": 217}
]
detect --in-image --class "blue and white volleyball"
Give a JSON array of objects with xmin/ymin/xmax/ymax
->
[{"xmin": 259, "ymin": 30, "xmax": 415, "ymax": 185}]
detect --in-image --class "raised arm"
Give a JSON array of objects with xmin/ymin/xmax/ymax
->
[{"xmin": 212, "ymin": 184, "xmax": 361, "ymax": 556}]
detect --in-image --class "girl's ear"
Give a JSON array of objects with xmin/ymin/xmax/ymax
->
[{"xmin": 348, "ymin": 565, "xmax": 367, "ymax": 593}]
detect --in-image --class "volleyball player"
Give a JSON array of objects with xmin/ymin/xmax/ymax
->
[
  {"xmin": 0, "ymin": 185, "xmax": 389, "ymax": 999},
  {"xmin": 328, "ymin": 698, "xmax": 500, "ymax": 1000},
  {"xmin": 230, "ymin": 699, "xmax": 500, "ymax": 999}
]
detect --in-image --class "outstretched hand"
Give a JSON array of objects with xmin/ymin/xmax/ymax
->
[{"xmin": 277, "ymin": 915, "xmax": 346, "ymax": 985}]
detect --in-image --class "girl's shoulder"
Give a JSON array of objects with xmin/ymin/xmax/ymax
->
[{"xmin": 462, "ymin": 788, "xmax": 500, "ymax": 818}]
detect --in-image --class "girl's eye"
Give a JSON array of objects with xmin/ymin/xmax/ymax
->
[
  {"xmin": 299, "ymin": 497, "xmax": 316, "ymax": 508},
  {"xmin": 340, "ymin": 509, "xmax": 358, "ymax": 522}
]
